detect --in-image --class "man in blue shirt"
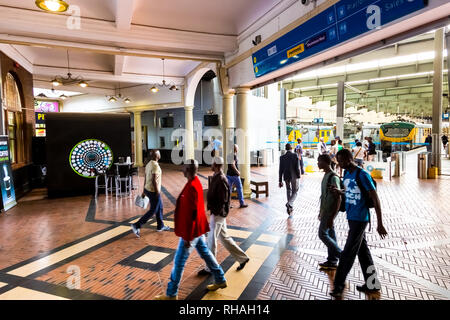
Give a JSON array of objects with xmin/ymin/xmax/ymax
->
[{"xmin": 329, "ymin": 149, "xmax": 387, "ymax": 299}]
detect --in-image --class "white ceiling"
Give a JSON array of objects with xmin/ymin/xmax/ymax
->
[
  {"xmin": 132, "ymin": 0, "xmax": 282, "ymax": 36},
  {"xmin": 0, "ymin": 0, "xmax": 283, "ymax": 100}
]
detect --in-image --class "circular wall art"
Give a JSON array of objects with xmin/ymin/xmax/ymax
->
[{"xmin": 69, "ymin": 139, "xmax": 113, "ymax": 178}]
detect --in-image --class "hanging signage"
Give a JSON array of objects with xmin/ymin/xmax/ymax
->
[
  {"xmin": 443, "ymin": 113, "xmax": 449, "ymax": 120},
  {"xmin": 34, "ymin": 100, "xmax": 59, "ymax": 113},
  {"xmin": 313, "ymin": 118, "xmax": 324, "ymax": 124},
  {"xmin": 252, "ymin": 0, "xmax": 428, "ymax": 77},
  {"xmin": 0, "ymin": 136, "xmax": 17, "ymax": 212}
]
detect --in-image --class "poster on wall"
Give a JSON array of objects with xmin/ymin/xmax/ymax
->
[
  {"xmin": 0, "ymin": 136, "xmax": 17, "ymax": 212},
  {"xmin": 34, "ymin": 100, "xmax": 60, "ymax": 137}
]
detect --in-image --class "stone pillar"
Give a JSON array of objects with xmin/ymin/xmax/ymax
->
[
  {"xmin": 133, "ymin": 111, "xmax": 144, "ymax": 167},
  {"xmin": 432, "ymin": 28, "xmax": 444, "ymax": 174},
  {"xmin": 336, "ymin": 81, "xmax": 345, "ymax": 140},
  {"xmin": 235, "ymin": 87, "xmax": 251, "ymax": 199},
  {"xmin": 184, "ymin": 105, "xmax": 195, "ymax": 161},
  {"xmin": 222, "ymin": 93, "xmax": 235, "ymax": 169}
]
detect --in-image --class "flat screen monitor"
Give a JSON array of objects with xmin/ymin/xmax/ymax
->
[
  {"xmin": 204, "ymin": 114, "xmax": 219, "ymax": 127},
  {"xmin": 161, "ymin": 116, "xmax": 174, "ymax": 128}
]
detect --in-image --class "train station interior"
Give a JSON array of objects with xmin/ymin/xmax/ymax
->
[{"xmin": 0, "ymin": 0, "xmax": 449, "ymax": 302}]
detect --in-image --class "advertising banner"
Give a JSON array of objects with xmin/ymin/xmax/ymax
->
[{"xmin": 0, "ymin": 136, "xmax": 16, "ymax": 211}]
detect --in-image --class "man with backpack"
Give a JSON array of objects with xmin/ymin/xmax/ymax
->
[
  {"xmin": 329, "ymin": 149, "xmax": 388, "ymax": 299},
  {"xmin": 317, "ymin": 154, "xmax": 342, "ymax": 270},
  {"xmin": 198, "ymin": 157, "xmax": 250, "ymax": 276}
]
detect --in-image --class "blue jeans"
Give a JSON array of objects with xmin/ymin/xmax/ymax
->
[
  {"xmin": 227, "ymin": 175, "xmax": 244, "ymax": 205},
  {"xmin": 334, "ymin": 220, "xmax": 379, "ymax": 291},
  {"xmin": 318, "ymin": 217, "xmax": 342, "ymax": 264},
  {"xmin": 135, "ymin": 190, "xmax": 164, "ymax": 230},
  {"xmin": 166, "ymin": 235, "xmax": 226, "ymax": 297}
]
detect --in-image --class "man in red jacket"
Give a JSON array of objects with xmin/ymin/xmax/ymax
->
[{"xmin": 155, "ymin": 159, "xmax": 227, "ymax": 300}]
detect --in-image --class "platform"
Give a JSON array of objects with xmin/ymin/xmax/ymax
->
[{"xmin": 0, "ymin": 158, "xmax": 449, "ymax": 300}]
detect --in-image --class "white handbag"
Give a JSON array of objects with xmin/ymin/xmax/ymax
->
[{"xmin": 135, "ymin": 195, "xmax": 149, "ymax": 209}]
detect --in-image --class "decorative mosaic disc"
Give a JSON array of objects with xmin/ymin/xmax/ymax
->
[{"xmin": 69, "ymin": 139, "xmax": 113, "ymax": 178}]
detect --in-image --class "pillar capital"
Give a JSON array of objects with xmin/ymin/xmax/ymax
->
[
  {"xmin": 235, "ymin": 87, "xmax": 251, "ymax": 95},
  {"xmin": 184, "ymin": 105, "xmax": 194, "ymax": 112},
  {"xmin": 133, "ymin": 110, "xmax": 142, "ymax": 115}
]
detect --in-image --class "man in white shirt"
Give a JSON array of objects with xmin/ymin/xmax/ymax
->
[
  {"xmin": 317, "ymin": 137, "xmax": 328, "ymax": 155},
  {"xmin": 352, "ymin": 142, "xmax": 367, "ymax": 168},
  {"xmin": 131, "ymin": 150, "xmax": 170, "ymax": 237}
]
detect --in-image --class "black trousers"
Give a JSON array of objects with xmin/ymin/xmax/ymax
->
[{"xmin": 333, "ymin": 220, "xmax": 379, "ymax": 291}]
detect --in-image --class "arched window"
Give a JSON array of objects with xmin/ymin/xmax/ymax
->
[{"xmin": 4, "ymin": 73, "xmax": 23, "ymax": 164}]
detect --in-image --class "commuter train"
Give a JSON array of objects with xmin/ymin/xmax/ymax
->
[
  {"xmin": 286, "ymin": 125, "xmax": 335, "ymax": 149},
  {"xmin": 362, "ymin": 122, "xmax": 432, "ymax": 155}
]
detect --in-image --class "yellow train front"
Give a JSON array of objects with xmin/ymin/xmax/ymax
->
[{"xmin": 379, "ymin": 122, "xmax": 431, "ymax": 156}]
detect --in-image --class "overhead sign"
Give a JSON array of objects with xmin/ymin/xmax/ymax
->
[
  {"xmin": 0, "ymin": 136, "xmax": 16, "ymax": 212},
  {"xmin": 313, "ymin": 118, "xmax": 324, "ymax": 124},
  {"xmin": 443, "ymin": 113, "xmax": 449, "ymax": 120},
  {"xmin": 252, "ymin": 0, "xmax": 428, "ymax": 77}
]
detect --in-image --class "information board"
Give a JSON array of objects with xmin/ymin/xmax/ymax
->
[
  {"xmin": 252, "ymin": 0, "xmax": 428, "ymax": 77},
  {"xmin": 0, "ymin": 136, "xmax": 17, "ymax": 211}
]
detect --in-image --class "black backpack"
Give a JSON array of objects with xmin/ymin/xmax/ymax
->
[{"xmin": 327, "ymin": 172, "xmax": 346, "ymax": 212}]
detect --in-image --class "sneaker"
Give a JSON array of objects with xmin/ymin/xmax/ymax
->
[
  {"xmin": 157, "ymin": 225, "xmax": 170, "ymax": 232},
  {"xmin": 154, "ymin": 294, "xmax": 177, "ymax": 300},
  {"xmin": 329, "ymin": 288, "xmax": 343, "ymax": 299},
  {"xmin": 237, "ymin": 258, "xmax": 250, "ymax": 271},
  {"xmin": 131, "ymin": 224, "xmax": 140, "ymax": 238},
  {"xmin": 207, "ymin": 281, "xmax": 227, "ymax": 291},
  {"xmin": 239, "ymin": 204, "xmax": 248, "ymax": 208},
  {"xmin": 356, "ymin": 284, "xmax": 381, "ymax": 293},
  {"xmin": 319, "ymin": 261, "xmax": 338, "ymax": 270},
  {"xmin": 197, "ymin": 269, "xmax": 211, "ymax": 276}
]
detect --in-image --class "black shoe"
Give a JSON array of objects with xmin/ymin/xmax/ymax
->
[
  {"xmin": 319, "ymin": 261, "xmax": 337, "ymax": 270},
  {"xmin": 356, "ymin": 284, "xmax": 380, "ymax": 293},
  {"xmin": 197, "ymin": 269, "xmax": 211, "ymax": 276},
  {"xmin": 239, "ymin": 204, "xmax": 248, "ymax": 208},
  {"xmin": 237, "ymin": 258, "xmax": 250, "ymax": 271},
  {"xmin": 329, "ymin": 288, "xmax": 343, "ymax": 299}
]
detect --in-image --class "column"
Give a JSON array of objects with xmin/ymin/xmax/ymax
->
[
  {"xmin": 432, "ymin": 28, "xmax": 444, "ymax": 174},
  {"xmin": 133, "ymin": 111, "xmax": 144, "ymax": 167},
  {"xmin": 280, "ymin": 87, "xmax": 287, "ymax": 152},
  {"xmin": 184, "ymin": 105, "xmax": 195, "ymax": 161},
  {"xmin": 235, "ymin": 87, "xmax": 251, "ymax": 198},
  {"xmin": 336, "ymin": 81, "xmax": 345, "ymax": 140},
  {"xmin": 222, "ymin": 93, "xmax": 235, "ymax": 169}
]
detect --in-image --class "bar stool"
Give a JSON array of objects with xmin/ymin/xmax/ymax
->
[
  {"xmin": 94, "ymin": 168, "xmax": 108, "ymax": 198},
  {"xmin": 115, "ymin": 164, "xmax": 132, "ymax": 197},
  {"xmin": 129, "ymin": 166, "xmax": 140, "ymax": 191}
]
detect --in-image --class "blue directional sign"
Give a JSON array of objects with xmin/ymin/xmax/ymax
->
[
  {"xmin": 252, "ymin": 0, "xmax": 428, "ymax": 77},
  {"xmin": 443, "ymin": 113, "xmax": 449, "ymax": 120},
  {"xmin": 313, "ymin": 118, "xmax": 324, "ymax": 124}
]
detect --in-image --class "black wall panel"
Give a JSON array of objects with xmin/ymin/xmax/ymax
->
[{"xmin": 46, "ymin": 113, "xmax": 131, "ymax": 198}]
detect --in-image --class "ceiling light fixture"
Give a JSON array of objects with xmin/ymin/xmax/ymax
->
[
  {"xmin": 50, "ymin": 50, "xmax": 89, "ymax": 88},
  {"xmin": 150, "ymin": 58, "xmax": 179, "ymax": 93},
  {"xmin": 107, "ymin": 83, "xmax": 131, "ymax": 104},
  {"xmin": 35, "ymin": 0, "xmax": 69, "ymax": 12}
]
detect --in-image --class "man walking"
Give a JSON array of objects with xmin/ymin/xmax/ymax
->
[
  {"xmin": 226, "ymin": 144, "xmax": 248, "ymax": 208},
  {"xmin": 317, "ymin": 137, "xmax": 328, "ymax": 155},
  {"xmin": 317, "ymin": 154, "xmax": 342, "ymax": 270},
  {"xmin": 279, "ymin": 143, "xmax": 301, "ymax": 215},
  {"xmin": 131, "ymin": 150, "xmax": 169, "ymax": 237},
  {"xmin": 330, "ymin": 149, "xmax": 388, "ymax": 298},
  {"xmin": 155, "ymin": 160, "xmax": 227, "ymax": 300},
  {"xmin": 198, "ymin": 157, "xmax": 250, "ymax": 276},
  {"xmin": 295, "ymin": 138, "xmax": 305, "ymax": 175}
]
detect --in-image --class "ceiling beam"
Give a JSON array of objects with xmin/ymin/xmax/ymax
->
[
  {"xmin": 114, "ymin": 55, "xmax": 126, "ymax": 76},
  {"xmin": 115, "ymin": 0, "xmax": 136, "ymax": 31},
  {"xmin": 33, "ymin": 65, "xmax": 185, "ymax": 85}
]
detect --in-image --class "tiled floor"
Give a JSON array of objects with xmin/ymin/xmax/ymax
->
[{"xmin": 0, "ymin": 154, "xmax": 449, "ymax": 300}]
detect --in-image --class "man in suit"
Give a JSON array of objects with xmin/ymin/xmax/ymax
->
[{"xmin": 279, "ymin": 143, "xmax": 301, "ymax": 215}]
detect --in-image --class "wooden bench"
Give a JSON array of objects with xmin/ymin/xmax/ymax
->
[{"xmin": 250, "ymin": 180, "xmax": 269, "ymax": 198}]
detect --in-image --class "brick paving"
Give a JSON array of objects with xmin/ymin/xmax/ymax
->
[{"xmin": 0, "ymin": 157, "xmax": 449, "ymax": 300}]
